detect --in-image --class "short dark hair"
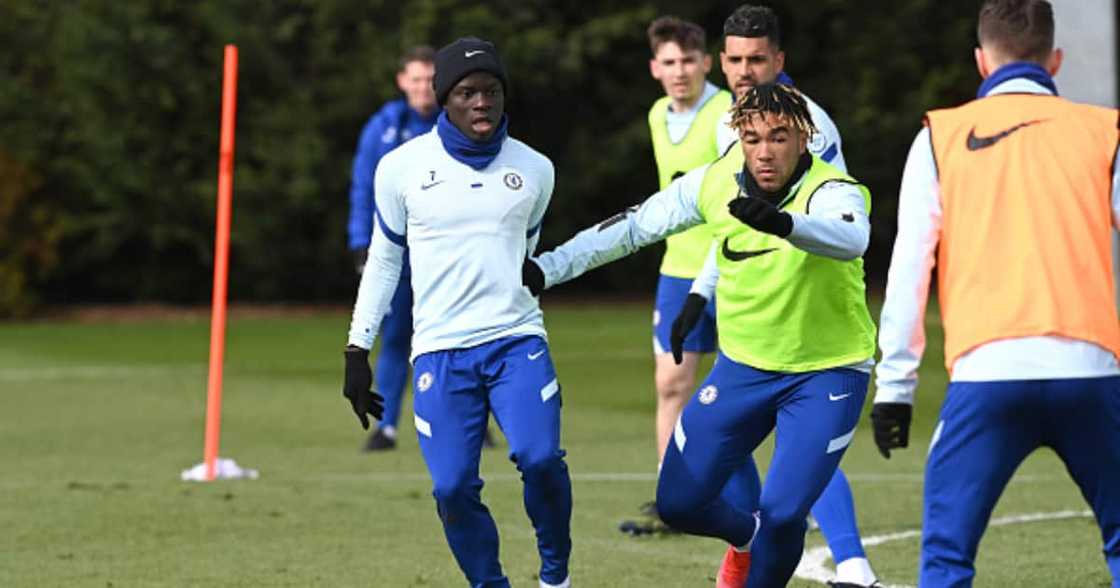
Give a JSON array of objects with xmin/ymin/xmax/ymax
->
[
  {"xmin": 723, "ymin": 4, "xmax": 781, "ymax": 48},
  {"xmin": 978, "ymin": 0, "xmax": 1054, "ymax": 63},
  {"xmin": 398, "ymin": 45, "xmax": 435, "ymax": 73},
  {"xmin": 647, "ymin": 16, "xmax": 707, "ymax": 55}
]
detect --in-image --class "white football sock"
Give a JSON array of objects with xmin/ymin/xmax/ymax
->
[{"xmin": 835, "ymin": 557, "xmax": 877, "ymax": 586}]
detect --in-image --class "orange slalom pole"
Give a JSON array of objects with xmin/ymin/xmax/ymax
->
[{"xmin": 204, "ymin": 45, "xmax": 239, "ymax": 481}]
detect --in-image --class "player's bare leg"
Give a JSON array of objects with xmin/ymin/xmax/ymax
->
[
  {"xmin": 620, "ymin": 352, "xmax": 701, "ymax": 536},
  {"xmin": 654, "ymin": 352, "xmax": 701, "ymax": 461}
]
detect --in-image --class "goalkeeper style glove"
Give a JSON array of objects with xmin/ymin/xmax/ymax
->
[
  {"xmin": 522, "ymin": 258, "xmax": 545, "ymax": 297},
  {"xmin": 727, "ymin": 197, "xmax": 793, "ymax": 237},
  {"xmin": 343, "ymin": 345, "xmax": 384, "ymax": 429},
  {"xmin": 670, "ymin": 293, "xmax": 708, "ymax": 365},
  {"xmin": 871, "ymin": 402, "xmax": 912, "ymax": 459}
]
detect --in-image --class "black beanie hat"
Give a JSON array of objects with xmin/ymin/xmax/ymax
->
[{"xmin": 433, "ymin": 37, "xmax": 508, "ymax": 105}]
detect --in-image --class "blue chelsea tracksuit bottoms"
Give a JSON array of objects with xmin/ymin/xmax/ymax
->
[
  {"xmin": 920, "ymin": 377, "xmax": 1120, "ymax": 588},
  {"xmin": 412, "ymin": 335, "xmax": 572, "ymax": 588},
  {"xmin": 656, "ymin": 353, "xmax": 868, "ymax": 588}
]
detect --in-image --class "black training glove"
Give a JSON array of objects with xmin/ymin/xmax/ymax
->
[
  {"xmin": 522, "ymin": 258, "xmax": 545, "ymax": 296},
  {"xmin": 352, "ymin": 249, "xmax": 368, "ymax": 276},
  {"xmin": 670, "ymin": 293, "xmax": 708, "ymax": 365},
  {"xmin": 727, "ymin": 197, "xmax": 793, "ymax": 237},
  {"xmin": 343, "ymin": 345, "xmax": 384, "ymax": 429},
  {"xmin": 871, "ymin": 402, "xmax": 912, "ymax": 459}
]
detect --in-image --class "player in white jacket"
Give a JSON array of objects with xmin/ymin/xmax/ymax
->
[{"xmin": 342, "ymin": 37, "xmax": 570, "ymax": 588}]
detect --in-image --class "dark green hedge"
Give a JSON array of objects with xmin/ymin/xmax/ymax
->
[{"xmin": 0, "ymin": 0, "xmax": 978, "ymax": 314}]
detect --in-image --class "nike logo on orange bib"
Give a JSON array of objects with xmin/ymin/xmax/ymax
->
[
  {"xmin": 966, "ymin": 119, "xmax": 1047, "ymax": 151},
  {"xmin": 721, "ymin": 238, "xmax": 776, "ymax": 262}
]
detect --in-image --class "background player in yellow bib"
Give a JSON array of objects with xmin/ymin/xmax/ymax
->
[
  {"xmin": 642, "ymin": 18, "xmax": 731, "ymax": 508},
  {"xmin": 524, "ymin": 83, "xmax": 875, "ymax": 588}
]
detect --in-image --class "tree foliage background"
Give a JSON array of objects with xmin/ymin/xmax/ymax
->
[{"xmin": 0, "ymin": 0, "xmax": 980, "ymax": 314}]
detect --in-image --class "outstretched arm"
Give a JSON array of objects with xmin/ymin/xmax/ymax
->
[{"xmin": 532, "ymin": 165, "xmax": 708, "ymax": 288}]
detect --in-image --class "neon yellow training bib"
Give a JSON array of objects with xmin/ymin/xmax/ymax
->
[
  {"xmin": 648, "ymin": 90, "xmax": 732, "ymax": 279},
  {"xmin": 696, "ymin": 148, "xmax": 877, "ymax": 372}
]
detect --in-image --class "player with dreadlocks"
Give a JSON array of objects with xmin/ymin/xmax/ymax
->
[
  {"xmin": 523, "ymin": 82, "xmax": 875, "ymax": 587},
  {"xmin": 685, "ymin": 81, "xmax": 881, "ymax": 588}
]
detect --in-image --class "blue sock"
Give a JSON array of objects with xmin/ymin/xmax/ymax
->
[
  {"xmin": 812, "ymin": 468, "xmax": 866, "ymax": 563},
  {"xmin": 375, "ymin": 278, "xmax": 412, "ymax": 429}
]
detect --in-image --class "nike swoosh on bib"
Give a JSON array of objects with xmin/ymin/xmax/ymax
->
[
  {"xmin": 465, "ymin": 50, "xmax": 485, "ymax": 58},
  {"xmin": 965, "ymin": 119, "xmax": 1046, "ymax": 151},
  {"xmin": 721, "ymin": 237, "xmax": 777, "ymax": 262}
]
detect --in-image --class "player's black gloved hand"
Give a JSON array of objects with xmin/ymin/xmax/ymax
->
[
  {"xmin": 522, "ymin": 258, "xmax": 545, "ymax": 297},
  {"xmin": 343, "ymin": 345, "xmax": 383, "ymax": 429},
  {"xmin": 727, "ymin": 197, "xmax": 793, "ymax": 237},
  {"xmin": 352, "ymin": 249, "xmax": 368, "ymax": 276},
  {"xmin": 871, "ymin": 402, "xmax": 912, "ymax": 459},
  {"xmin": 670, "ymin": 293, "xmax": 708, "ymax": 365}
]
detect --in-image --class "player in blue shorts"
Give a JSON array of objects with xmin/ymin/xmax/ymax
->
[{"xmin": 628, "ymin": 15, "xmax": 731, "ymax": 534}]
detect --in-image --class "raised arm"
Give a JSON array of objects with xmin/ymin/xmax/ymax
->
[{"xmin": 531, "ymin": 165, "xmax": 708, "ymax": 289}]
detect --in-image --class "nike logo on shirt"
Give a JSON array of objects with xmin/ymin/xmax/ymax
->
[
  {"xmin": 721, "ymin": 238, "xmax": 777, "ymax": 262},
  {"xmin": 528, "ymin": 350, "xmax": 545, "ymax": 360},
  {"xmin": 965, "ymin": 119, "xmax": 1046, "ymax": 151},
  {"xmin": 465, "ymin": 50, "xmax": 485, "ymax": 58},
  {"xmin": 829, "ymin": 392, "xmax": 852, "ymax": 401},
  {"xmin": 421, "ymin": 180, "xmax": 445, "ymax": 190}
]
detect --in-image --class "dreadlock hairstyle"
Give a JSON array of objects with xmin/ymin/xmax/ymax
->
[{"xmin": 729, "ymin": 82, "xmax": 817, "ymax": 137}]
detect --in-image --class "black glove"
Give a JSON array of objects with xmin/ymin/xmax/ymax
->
[
  {"xmin": 522, "ymin": 258, "xmax": 545, "ymax": 296},
  {"xmin": 670, "ymin": 293, "xmax": 708, "ymax": 365},
  {"xmin": 343, "ymin": 345, "xmax": 384, "ymax": 429},
  {"xmin": 352, "ymin": 249, "xmax": 368, "ymax": 276},
  {"xmin": 727, "ymin": 197, "xmax": 793, "ymax": 237},
  {"xmin": 871, "ymin": 402, "xmax": 912, "ymax": 459}
]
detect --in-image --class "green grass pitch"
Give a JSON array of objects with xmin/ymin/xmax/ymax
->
[{"xmin": 0, "ymin": 303, "xmax": 1112, "ymax": 587}]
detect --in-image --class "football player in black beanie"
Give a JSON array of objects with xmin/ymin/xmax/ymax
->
[
  {"xmin": 433, "ymin": 37, "xmax": 509, "ymax": 142},
  {"xmin": 344, "ymin": 33, "xmax": 572, "ymax": 588}
]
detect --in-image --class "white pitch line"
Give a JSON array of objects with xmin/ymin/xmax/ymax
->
[{"xmin": 794, "ymin": 509, "xmax": 1094, "ymax": 587}]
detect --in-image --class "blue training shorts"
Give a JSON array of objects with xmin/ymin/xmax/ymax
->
[{"xmin": 653, "ymin": 274, "xmax": 717, "ymax": 355}]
